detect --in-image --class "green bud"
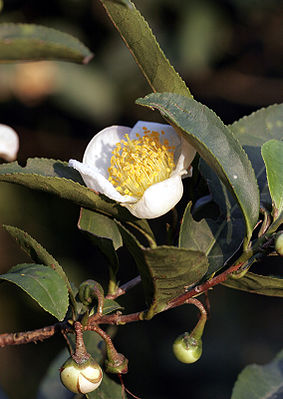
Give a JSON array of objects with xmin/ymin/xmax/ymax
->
[
  {"xmin": 173, "ymin": 332, "xmax": 202, "ymax": 364},
  {"xmin": 78, "ymin": 280, "xmax": 104, "ymax": 307},
  {"xmin": 275, "ymin": 232, "xmax": 283, "ymax": 256},
  {"xmin": 60, "ymin": 356, "xmax": 103, "ymax": 394},
  {"xmin": 105, "ymin": 353, "xmax": 128, "ymax": 374}
]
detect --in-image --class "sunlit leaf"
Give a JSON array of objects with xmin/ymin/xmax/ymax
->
[
  {"xmin": 0, "ymin": 23, "xmax": 93, "ymax": 63},
  {"xmin": 137, "ymin": 93, "xmax": 259, "ymax": 242},
  {"xmin": 99, "ymin": 0, "xmax": 191, "ymax": 96},
  {"xmin": 231, "ymin": 349, "xmax": 283, "ymax": 399},
  {"xmin": 261, "ymin": 140, "xmax": 283, "ymax": 217},
  {"xmin": 0, "ymin": 264, "xmax": 69, "ymax": 320}
]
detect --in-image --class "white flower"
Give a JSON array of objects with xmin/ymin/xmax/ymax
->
[
  {"xmin": 0, "ymin": 124, "xmax": 19, "ymax": 161},
  {"xmin": 69, "ymin": 121, "xmax": 196, "ymax": 219}
]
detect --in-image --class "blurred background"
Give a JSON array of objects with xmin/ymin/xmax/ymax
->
[{"xmin": 0, "ymin": 0, "xmax": 282, "ymax": 398}]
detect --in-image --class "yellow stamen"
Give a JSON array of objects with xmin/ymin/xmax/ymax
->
[{"xmin": 108, "ymin": 129, "xmax": 175, "ymax": 198}]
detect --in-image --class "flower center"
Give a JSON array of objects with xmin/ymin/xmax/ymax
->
[{"xmin": 108, "ymin": 126, "xmax": 175, "ymax": 198}]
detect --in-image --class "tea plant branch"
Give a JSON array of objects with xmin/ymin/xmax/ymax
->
[
  {"xmin": 106, "ymin": 275, "xmax": 142, "ymax": 300},
  {"xmin": 0, "ymin": 231, "xmax": 277, "ymax": 348}
]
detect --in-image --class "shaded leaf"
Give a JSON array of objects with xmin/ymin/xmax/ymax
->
[
  {"xmin": 78, "ymin": 208, "xmax": 122, "ymax": 250},
  {"xmin": 230, "ymin": 104, "xmax": 283, "ymax": 206},
  {"xmin": 231, "ymin": 349, "xmax": 283, "ymax": 399},
  {"xmin": 99, "ymin": 0, "xmax": 191, "ymax": 96},
  {"xmin": 102, "ymin": 298, "xmax": 123, "ymax": 315},
  {"xmin": 37, "ymin": 349, "xmax": 72, "ymax": 399},
  {"xmin": 261, "ymin": 140, "xmax": 283, "ymax": 216},
  {"xmin": 119, "ymin": 224, "xmax": 208, "ymax": 318},
  {"xmin": 3, "ymin": 224, "xmax": 75, "ymax": 302},
  {"xmin": 222, "ymin": 272, "xmax": 283, "ymax": 297},
  {"xmin": 137, "ymin": 93, "xmax": 259, "ymax": 241},
  {"xmin": 0, "ymin": 158, "xmax": 153, "ymax": 239},
  {"xmin": 0, "ymin": 264, "xmax": 69, "ymax": 320},
  {"xmin": 179, "ymin": 202, "xmax": 244, "ymax": 275},
  {"xmin": 0, "ymin": 23, "xmax": 93, "ymax": 63}
]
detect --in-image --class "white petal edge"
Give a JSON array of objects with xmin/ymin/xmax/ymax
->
[
  {"xmin": 83, "ymin": 125, "xmax": 131, "ymax": 178},
  {"xmin": 0, "ymin": 124, "xmax": 19, "ymax": 161},
  {"xmin": 123, "ymin": 174, "xmax": 184, "ymax": 219},
  {"xmin": 69, "ymin": 159, "xmax": 137, "ymax": 203}
]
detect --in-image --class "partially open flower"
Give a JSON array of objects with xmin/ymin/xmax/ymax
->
[
  {"xmin": 60, "ymin": 356, "xmax": 103, "ymax": 394},
  {"xmin": 0, "ymin": 124, "xmax": 19, "ymax": 161},
  {"xmin": 69, "ymin": 121, "xmax": 195, "ymax": 219}
]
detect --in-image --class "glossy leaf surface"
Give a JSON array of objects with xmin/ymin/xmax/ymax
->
[
  {"xmin": 0, "ymin": 264, "xmax": 69, "ymax": 320},
  {"xmin": 137, "ymin": 93, "xmax": 259, "ymax": 241},
  {"xmin": 0, "ymin": 23, "xmax": 93, "ymax": 63}
]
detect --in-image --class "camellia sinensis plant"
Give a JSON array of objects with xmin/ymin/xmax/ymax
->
[{"xmin": 0, "ymin": 1, "xmax": 282, "ymax": 398}]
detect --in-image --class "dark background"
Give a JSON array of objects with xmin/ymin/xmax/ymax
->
[{"xmin": 0, "ymin": 0, "xmax": 282, "ymax": 398}]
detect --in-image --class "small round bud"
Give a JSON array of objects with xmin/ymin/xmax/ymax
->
[
  {"xmin": 60, "ymin": 356, "xmax": 103, "ymax": 394},
  {"xmin": 173, "ymin": 332, "xmax": 202, "ymax": 364},
  {"xmin": 275, "ymin": 232, "xmax": 283, "ymax": 256},
  {"xmin": 105, "ymin": 353, "xmax": 128, "ymax": 374}
]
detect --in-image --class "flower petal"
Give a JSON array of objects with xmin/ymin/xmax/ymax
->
[
  {"xmin": 174, "ymin": 136, "xmax": 196, "ymax": 177},
  {"xmin": 83, "ymin": 125, "xmax": 131, "ymax": 178},
  {"xmin": 123, "ymin": 174, "xmax": 184, "ymax": 219},
  {"xmin": 0, "ymin": 124, "xmax": 19, "ymax": 161},
  {"xmin": 69, "ymin": 159, "xmax": 137, "ymax": 203}
]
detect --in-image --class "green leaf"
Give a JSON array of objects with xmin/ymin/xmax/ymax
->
[
  {"xmin": 230, "ymin": 104, "xmax": 283, "ymax": 206},
  {"xmin": 222, "ymin": 272, "xmax": 283, "ymax": 297},
  {"xmin": 0, "ymin": 264, "xmax": 69, "ymax": 320},
  {"xmin": 3, "ymin": 224, "xmax": 75, "ymax": 301},
  {"xmin": 179, "ymin": 202, "xmax": 244, "ymax": 275},
  {"xmin": 0, "ymin": 158, "xmax": 154, "ymax": 240},
  {"xmin": 261, "ymin": 140, "xmax": 283, "ymax": 216},
  {"xmin": 119, "ymin": 223, "xmax": 208, "ymax": 319},
  {"xmin": 78, "ymin": 208, "xmax": 122, "ymax": 250},
  {"xmin": 231, "ymin": 349, "xmax": 283, "ymax": 399},
  {"xmin": 102, "ymin": 298, "xmax": 123, "ymax": 315},
  {"xmin": 37, "ymin": 350, "xmax": 71, "ymax": 399},
  {"xmin": 99, "ymin": 0, "xmax": 191, "ymax": 96},
  {"xmin": 137, "ymin": 93, "xmax": 259, "ymax": 242},
  {"xmin": 230, "ymin": 104, "xmax": 283, "ymax": 146},
  {"xmin": 0, "ymin": 23, "xmax": 93, "ymax": 63}
]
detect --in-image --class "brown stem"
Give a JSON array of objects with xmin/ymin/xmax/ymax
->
[
  {"xmin": 0, "ymin": 323, "xmax": 70, "ymax": 347},
  {"xmin": 72, "ymin": 321, "xmax": 90, "ymax": 364},
  {"xmin": 106, "ymin": 276, "xmax": 142, "ymax": 300},
  {"xmin": 0, "ymin": 260, "xmax": 245, "ymax": 348},
  {"xmin": 86, "ymin": 324, "xmax": 128, "ymax": 374}
]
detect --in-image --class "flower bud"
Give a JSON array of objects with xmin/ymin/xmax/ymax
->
[
  {"xmin": 275, "ymin": 232, "xmax": 283, "ymax": 256},
  {"xmin": 60, "ymin": 356, "xmax": 103, "ymax": 394},
  {"xmin": 173, "ymin": 332, "xmax": 202, "ymax": 364}
]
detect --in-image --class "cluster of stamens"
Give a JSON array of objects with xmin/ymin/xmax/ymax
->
[{"xmin": 108, "ymin": 126, "xmax": 175, "ymax": 198}]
